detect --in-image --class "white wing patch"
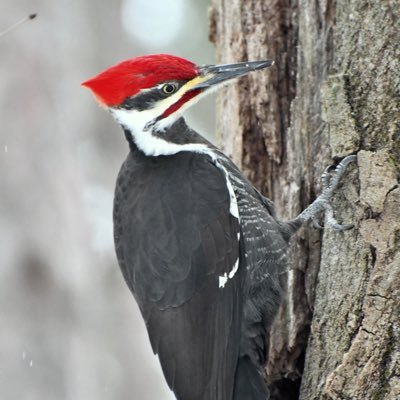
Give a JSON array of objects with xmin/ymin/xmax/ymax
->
[
  {"xmin": 219, "ymin": 275, "xmax": 229, "ymax": 288},
  {"xmin": 219, "ymin": 258, "xmax": 239, "ymax": 288}
]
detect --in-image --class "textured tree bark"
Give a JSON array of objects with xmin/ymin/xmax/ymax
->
[{"xmin": 209, "ymin": 1, "xmax": 400, "ymax": 399}]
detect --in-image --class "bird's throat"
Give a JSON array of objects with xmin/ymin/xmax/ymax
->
[{"xmin": 115, "ymin": 115, "xmax": 209, "ymax": 157}]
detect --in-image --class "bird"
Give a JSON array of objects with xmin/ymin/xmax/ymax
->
[{"xmin": 82, "ymin": 54, "xmax": 355, "ymax": 400}]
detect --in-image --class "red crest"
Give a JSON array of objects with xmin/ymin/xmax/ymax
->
[{"xmin": 82, "ymin": 54, "xmax": 198, "ymax": 106}]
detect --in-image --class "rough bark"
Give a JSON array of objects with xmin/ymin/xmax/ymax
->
[{"xmin": 209, "ymin": 1, "xmax": 400, "ymax": 399}]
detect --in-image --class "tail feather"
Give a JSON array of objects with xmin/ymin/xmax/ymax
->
[{"xmin": 233, "ymin": 357, "xmax": 269, "ymax": 400}]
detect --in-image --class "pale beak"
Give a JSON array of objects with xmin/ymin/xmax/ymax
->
[{"xmin": 193, "ymin": 60, "xmax": 274, "ymax": 89}]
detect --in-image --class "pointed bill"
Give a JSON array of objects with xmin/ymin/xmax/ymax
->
[{"xmin": 192, "ymin": 60, "xmax": 274, "ymax": 90}]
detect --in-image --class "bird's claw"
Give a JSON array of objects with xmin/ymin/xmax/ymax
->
[
  {"xmin": 312, "ymin": 216, "xmax": 324, "ymax": 230},
  {"xmin": 295, "ymin": 155, "xmax": 357, "ymax": 231},
  {"xmin": 312, "ymin": 199, "xmax": 354, "ymax": 232},
  {"xmin": 320, "ymin": 155, "xmax": 357, "ymax": 193},
  {"xmin": 312, "ymin": 216, "xmax": 353, "ymax": 231}
]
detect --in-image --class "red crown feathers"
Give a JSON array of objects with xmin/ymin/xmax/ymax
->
[{"xmin": 82, "ymin": 54, "xmax": 198, "ymax": 106}]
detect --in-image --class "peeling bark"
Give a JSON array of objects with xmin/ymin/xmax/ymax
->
[{"xmin": 209, "ymin": 0, "xmax": 400, "ymax": 399}]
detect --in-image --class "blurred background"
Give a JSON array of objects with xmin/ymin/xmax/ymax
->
[{"xmin": 0, "ymin": 1, "xmax": 215, "ymax": 399}]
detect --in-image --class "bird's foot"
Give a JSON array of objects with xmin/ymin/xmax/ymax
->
[{"xmin": 297, "ymin": 155, "xmax": 357, "ymax": 231}]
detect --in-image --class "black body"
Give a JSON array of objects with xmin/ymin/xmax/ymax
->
[{"xmin": 113, "ymin": 119, "xmax": 294, "ymax": 400}]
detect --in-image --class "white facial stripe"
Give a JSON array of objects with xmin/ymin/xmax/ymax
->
[{"xmin": 112, "ymin": 107, "xmax": 209, "ymax": 156}]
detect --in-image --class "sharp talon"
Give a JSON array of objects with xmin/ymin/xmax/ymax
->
[
  {"xmin": 333, "ymin": 155, "xmax": 357, "ymax": 172},
  {"xmin": 292, "ymin": 154, "xmax": 357, "ymax": 231},
  {"xmin": 332, "ymin": 223, "xmax": 354, "ymax": 231},
  {"xmin": 313, "ymin": 219, "xmax": 324, "ymax": 229},
  {"xmin": 341, "ymin": 155, "xmax": 357, "ymax": 164},
  {"xmin": 326, "ymin": 164, "xmax": 336, "ymax": 173}
]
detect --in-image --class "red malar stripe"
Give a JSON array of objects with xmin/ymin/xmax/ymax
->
[{"xmin": 162, "ymin": 90, "xmax": 201, "ymax": 118}]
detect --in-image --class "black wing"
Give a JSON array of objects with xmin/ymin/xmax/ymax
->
[
  {"xmin": 114, "ymin": 150, "xmax": 242, "ymax": 400},
  {"xmin": 216, "ymin": 156, "xmax": 290, "ymax": 365}
]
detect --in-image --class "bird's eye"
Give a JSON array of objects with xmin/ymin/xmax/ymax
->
[{"xmin": 161, "ymin": 83, "xmax": 178, "ymax": 95}]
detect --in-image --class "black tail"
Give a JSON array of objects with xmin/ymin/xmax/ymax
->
[{"xmin": 233, "ymin": 356, "xmax": 269, "ymax": 400}]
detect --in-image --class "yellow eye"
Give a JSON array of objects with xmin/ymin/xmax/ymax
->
[{"xmin": 161, "ymin": 83, "xmax": 178, "ymax": 95}]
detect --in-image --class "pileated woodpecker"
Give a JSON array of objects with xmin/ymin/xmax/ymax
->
[{"xmin": 82, "ymin": 54, "xmax": 355, "ymax": 400}]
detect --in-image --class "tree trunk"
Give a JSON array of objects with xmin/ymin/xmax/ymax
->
[{"xmin": 209, "ymin": 1, "xmax": 400, "ymax": 399}]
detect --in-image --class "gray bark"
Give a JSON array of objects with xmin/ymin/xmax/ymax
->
[{"xmin": 209, "ymin": 1, "xmax": 400, "ymax": 399}]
